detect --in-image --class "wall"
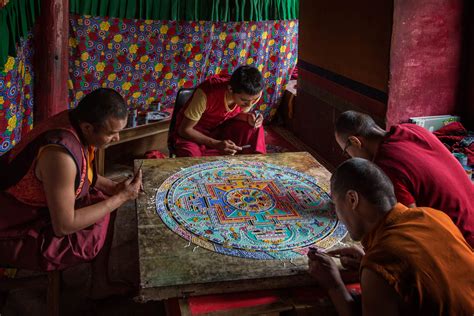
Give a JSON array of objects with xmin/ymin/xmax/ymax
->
[
  {"xmin": 293, "ymin": 0, "xmax": 393, "ymax": 169},
  {"xmin": 386, "ymin": 0, "xmax": 464, "ymax": 127},
  {"xmin": 462, "ymin": 1, "xmax": 474, "ymax": 129}
]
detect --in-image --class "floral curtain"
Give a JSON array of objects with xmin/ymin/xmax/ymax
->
[
  {"xmin": 0, "ymin": 35, "xmax": 34, "ymax": 155},
  {"xmin": 1, "ymin": 11, "xmax": 298, "ymax": 156},
  {"xmin": 69, "ymin": 15, "xmax": 298, "ymax": 119},
  {"xmin": 0, "ymin": 0, "xmax": 40, "ymax": 72}
]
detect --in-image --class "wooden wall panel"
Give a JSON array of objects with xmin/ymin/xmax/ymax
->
[{"xmin": 299, "ymin": 0, "xmax": 393, "ymax": 92}]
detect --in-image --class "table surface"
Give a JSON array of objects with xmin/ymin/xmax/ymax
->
[{"xmin": 135, "ymin": 152, "xmax": 351, "ymax": 301}]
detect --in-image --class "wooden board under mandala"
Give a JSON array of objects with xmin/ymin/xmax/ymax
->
[{"xmin": 135, "ymin": 152, "xmax": 352, "ymax": 301}]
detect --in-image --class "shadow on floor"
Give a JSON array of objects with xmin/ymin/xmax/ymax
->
[{"xmin": 0, "ymin": 200, "xmax": 165, "ymax": 315}]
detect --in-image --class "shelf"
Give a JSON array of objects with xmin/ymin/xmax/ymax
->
[
  {"xmin": 96, "ymin": 118, "xmax": 171, "ymax": 175},
  {"xmin": 104, "ymin": 118, "xmax": 171, "ymax": 148}
]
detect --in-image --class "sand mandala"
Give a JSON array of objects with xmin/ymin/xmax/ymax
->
[{"xmin": 155, "ymin": 160, "xmax": 347, "ymax": 259}]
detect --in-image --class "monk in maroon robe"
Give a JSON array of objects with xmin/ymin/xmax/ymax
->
[
  {"xmin": 0, "ymin": 88, "xmax": 142, "ymax": 271},
  {"xmin": 172, "ymin": 65, "xmax": 267, "ymax": 157}
]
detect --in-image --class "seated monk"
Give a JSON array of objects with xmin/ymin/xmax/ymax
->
[
  {"xmin": 308, "ymin": 158, "xmax": 474, "ymax": 316},
  {"xmin": 172, "ymin": 65, "xmax": 267, "ymax": 156},
  {"xmin": 334, "ymin": 111, "xmax": 474, "ymax": 247},
  {"xmin": 0, "ymin": 88, "xmax": 142, "ymax": 271}
]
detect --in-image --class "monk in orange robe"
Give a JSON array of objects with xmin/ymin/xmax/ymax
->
[{"xmin": 308, "ymin": 158, "xmax": 474, "ymax": 316}]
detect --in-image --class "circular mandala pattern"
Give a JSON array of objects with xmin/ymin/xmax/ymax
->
[
  {"xmin": 225, "ymin": 188, "xmax": 275, "ymax": 212},
  {"xmin": 155, "ymin": 160, "xmax": 346, "ymax": 260}
]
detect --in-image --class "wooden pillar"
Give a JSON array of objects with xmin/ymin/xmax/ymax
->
[{"xmin": 33, "ymin": 0, "xmax": 69, "ymax": 123}]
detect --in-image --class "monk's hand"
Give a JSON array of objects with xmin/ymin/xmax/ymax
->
[
  {"xmin": 111, "ymin": 177, "xmax": 129, "ymax": 195},
  {"xmin": 119, "ymin": 169, "xmax": 142, "ymax": 200},
  {"xmin": 327, "ymin": 246, "xmax": 365, "ymax": 271},
  {"xmin": 217, "ymin": 140, "xmax": 242, "ymax": 155},
  {"xmin": 247, "ymin": 113, "xmax": 263, "ymax": 128},
  {"xmin": 307, "ymin": 249, "xmax": 344, "ymax": 291}
]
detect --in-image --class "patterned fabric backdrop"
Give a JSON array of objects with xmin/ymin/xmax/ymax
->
[
  {"xmin": 0, "ymin": 35, "xmax": 34, "ymax": 155},
  {"xmin": 0, "ymin": 15, "xmax": 297, "ymax": 155},
  {"xmin": 69, "ymin": 15, "xmax": 298, "ymax": 119}
]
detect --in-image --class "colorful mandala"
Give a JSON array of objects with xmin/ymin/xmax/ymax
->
[{"xmin": 155, "ymin": 160, "xmax": 347, "ymax": 260}]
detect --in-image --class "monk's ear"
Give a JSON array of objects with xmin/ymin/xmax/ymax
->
[
  {"xmin": 348, "ymin": 136, "xmax": 363, "ymax": 149},
  {"xmin": 227, "ymin": 85, "xmax": 233, "ymax": 93},
  {"xmin": 79, "ymin": 121, "xmax": 94, "ymax": 135},
  {"xmin": 345, "ymin": 190, "xmax": 359, "ymax": 211}
]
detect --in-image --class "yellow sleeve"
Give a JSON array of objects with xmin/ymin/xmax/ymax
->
[{"xmin": 184, "ymin": 89, "xmax": 207, "ymax": 121}]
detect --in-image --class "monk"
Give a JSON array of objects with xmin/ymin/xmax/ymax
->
[
  {"xmin": 334, "ymin": 111, "xmax": 474, "ymax": 247},
  {"xmin": 172, "ymin": 65, "xmax": 267, "ymax": 156},
  {"xmin": 308, "ymin": 158, "xmax": 474, "ymax": 316},
  {"xmin": 0, "ymin": 88, "xmax": 142, "ymax": 271}
]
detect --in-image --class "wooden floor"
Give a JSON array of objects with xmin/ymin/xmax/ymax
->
[{"xmin": 0, "ymin": 201, "xmax": 167, "ymax": 315}]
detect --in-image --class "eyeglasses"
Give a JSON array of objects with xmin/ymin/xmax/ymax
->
[{"xmin": 342, "ymin": 140, "xmax": 351, "ymax": 158}]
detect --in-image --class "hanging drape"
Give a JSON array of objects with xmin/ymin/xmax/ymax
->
[
  {"xmin": 68, "ymin": 15, "xmax": 298, "ymax": 119},
  {"xmin": 0, "ymin": 35, "xmax": 35, "ymax": 155},
  {"xmin": 1, "ymin": 0, "xmax": 298, "ymax": 71},
  {"xmin": 1, "ymin": 0, "xmax": 298, "ymax": 155},
  {"xmin": 0, "ymin": 0, "xmax": 40, "ymax": 72},
  {"xmin": 69, "ymin": 0, "xmax": 299, "ymax": 22}
]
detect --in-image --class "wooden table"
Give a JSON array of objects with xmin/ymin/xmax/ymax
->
[{"xmin": 135, "ymin": 152, "xmax": 351, "ymax": 302}]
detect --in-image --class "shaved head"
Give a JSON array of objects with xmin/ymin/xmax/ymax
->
[
  {"xmin": 335, "ymin": 111, "xmax": 383, "ymax": 140},
  {"xmin": 72, "ymin": 88, "xmax": 127, "ymax": 128},
  {"xmin": 331, "ymin": 158, "xmax": 397, "ymax": 211}
]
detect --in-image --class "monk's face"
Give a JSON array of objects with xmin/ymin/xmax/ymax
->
[
  {"xmin": 335, "ymin": 132, "xmax": 371, "ymax": 160},
  {"xmin": 82, "ymin": 116, "xmax": 127, "ymax": 148},
  {"xmin": 232, "ymin": 91, "xmax": 262, "ymax": 109},
  {"xmin": 332, "ymin": 190, "xmax": 364, "ymax": 241}
]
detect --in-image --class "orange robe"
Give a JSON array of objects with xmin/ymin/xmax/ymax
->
[{"xmin": 361, "ymin": 203, "xmax": 474, "ymax": 315}]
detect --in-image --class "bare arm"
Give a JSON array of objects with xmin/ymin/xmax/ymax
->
[
  {"xmin": 177, "ymin": 117, "xmax": 241, "ymax": 154},
  {"xmin": 327, "ymin": 246, "xmax": 365, "ymax": 270},
  {"xmin": 37, "ymin": 146, "xmax": 141, "ymax": 237},
  {"xmin": 326, "ymin": 284, "xmax": 357, "ymax": 316},
  {"xmin": 94, "ymin": 175, "xmax": 118, "ymax": 196},
  {"xmin": 178, "ymin": 117, "xmax": 221, "ymax": 148},
  {"xmin": 361, "ymin": 269, "xmax": 400, "ymax": 316},
  {"xmin": 308, "ymin": 250, "xmax": 357, "ymax": 316}
]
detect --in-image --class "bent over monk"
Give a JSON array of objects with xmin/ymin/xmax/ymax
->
[
  {"xmin": 172, "ymin": 65, "xmax": 267, "ymax": 156},
  {"xmin": 0, "ymin": 88, "xmax": 142, "ymax": 271},
  {"xmin": 334, "ymin": 110, "xmax": 474, "ymax": 247},
  {"xmin": 308, "ymin": 158, "xmax": 474, "ymax": 316}
]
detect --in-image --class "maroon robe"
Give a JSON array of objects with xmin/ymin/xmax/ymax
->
[
  {"xmin": 172, "ymin": 75, "xmax": 267, "ymax": 157},
  {"xmin": 0, "ymin": 110, "xmax": 109, "ymax": 271}
]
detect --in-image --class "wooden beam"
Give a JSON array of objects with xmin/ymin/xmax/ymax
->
[{"xmin": 33, "ymin": 0, "xmax": 69, "ymax": 123}]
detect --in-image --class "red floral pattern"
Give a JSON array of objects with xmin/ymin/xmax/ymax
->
[{"xmin": 69, "ymin": 16, "xmax": 298, "ymax": 119}]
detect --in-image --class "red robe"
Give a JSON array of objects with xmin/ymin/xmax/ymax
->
[
  {"xmin": 0, "ymin": 110, "xmax": 109, "ymax": 271},
  {"xmin": 172, "ymin": 75, "xmax": 267, "ymax": 157},
  {"xmin": 374, "ymin": 124, "xmax": 474, "ymax": 246}
]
